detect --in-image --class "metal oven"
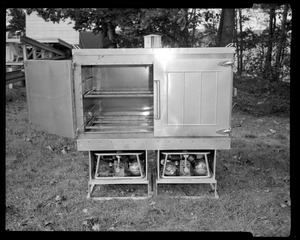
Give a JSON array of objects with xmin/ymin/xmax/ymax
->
[{"xmin": 24, "ymin": 40, "xmax": 235, "ymax": 199}]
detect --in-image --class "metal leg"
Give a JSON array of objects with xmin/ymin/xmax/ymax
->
[
  {"xmin": 148, "ymin": 181, "xmax": 152, "ymax": 198},
  {"xmin": 214, "ymin": 182, "xmax": 219, "ymax": 199},
  {"xmin": 115, "ymin": 155, "xmax": 121, "ymax": 174},
  {"xmin": 87, "ymin": 186, "xmax": 91, "ymax": 199},
  {"xmin": 155, "ymin": 151, "xmax": 159, "ymax": 196},
  {"xmin": 183, "ymin": 154, "xmax": 189, "ymax": 175},
  {"xmin": 156, "ymin": 151, "xmax": 159, "ymax": 183},
  {"xmin": 204, "ymin": 154, "xmax": 211, "ymax": 177},
  {"xmin": 87, "ymin": 183, "xmax": 96, "ymax": 199},
  {"xmin": 162, "ymin": 154, "xmax": 168, "ymax": 178},
  {"xmin": 136, "ymin": 154, "xmax": 143, "ymax": 178},
  {"xmin": 94, "ymin": 155, "xmax": 101, "ymax": 179},
  {"xmin": 209, "ymin": 182, "xmax": 219, "ymax": 198}
]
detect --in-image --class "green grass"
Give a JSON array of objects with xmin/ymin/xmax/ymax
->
[{"xmin": 5, "ymin": 81, "xmax": 290, "ymax": 235}]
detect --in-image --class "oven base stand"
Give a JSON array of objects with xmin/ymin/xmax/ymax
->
[
  {"xmin": 86, "ymin": 149, "xmax": 220, "ymax": 200},
  {"xmin": 154, "ymin": 150, "xmax": 219, "ymax": 199},
  {"xmin": 87, "ymin": 151, "xmax": 151, "ymax": 200}
]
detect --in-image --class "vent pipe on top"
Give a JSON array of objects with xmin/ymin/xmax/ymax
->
[{"xmin": 143, "ymin": 34, "xmax": 162, "ymax": 48}]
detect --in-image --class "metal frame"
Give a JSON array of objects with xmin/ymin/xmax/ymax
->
[
  {"xmin": 160, "ymin": 151, "xmax": 212, "ymax": 178},
  {"xmin": 155, "ymin": 150, "xmax": 219, "ymax": 198},
  {"xmin": 77, "ymin": 134, "xmax": 231, "ymax": 151},
  {"xmin": 33, "ymin": 37, "xmax": 73, "ymax": 50},
  {"xmin": 94, "ymin": 152, "xmax": 145, "ymax": 180},
  {"xmin": 87, "ymin": 150, "xmax": 151, "ymax": 200},
  {"xmin": 20, "ymin": 36, "xmax": 66, "ymax": 56},
  {"xmin": 7, "ymin": 36, "xmax": 72, "ymax": 68}
]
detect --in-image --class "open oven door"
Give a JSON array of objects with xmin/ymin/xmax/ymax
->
[
  {"xmin": 153, "ymin": 53, "xmax": 233, "ymax": 137},
  {"xmin": 24, "ymin": 60, "xmax": 76, "ymax": 138}
]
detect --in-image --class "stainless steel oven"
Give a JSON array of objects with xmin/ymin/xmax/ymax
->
[{"xmin": 24, "ymin": 42, "xmax": 235, "ymax": 199}]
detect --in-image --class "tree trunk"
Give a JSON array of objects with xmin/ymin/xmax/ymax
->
[
  {"xmin": 274, "ymin": 4, "xmax": 289, "ymax": 80},
  {"xmin": 216, "ymin": 9, "xmax": 235, "ymax": 47},
  {"xmin": 107, "ymin": 23, "xmax": 117, "ymax": 48},
  {"xmin": 190, "ymin": 9, "xmax": 197, "ymax": 46},
  {"xmin": 180, "ymin": 8, "xmax": 190, "ymax": 47},
  {"xmin": 101, "ymin": 22, "xmax": 117, "ymax": 48},
  {"xmin": 238, "ymin": 9, "xmax": 243, "ymax": 72},
  {"xmin": 264, "ymin": 5, "xmax": 276, "ymax": 79},
  {"xmin": 234, "ymin": 9, "xmax": 240, "ymax": 72},
  {"xmin": 260, "ymin": 43, "xmax": 265, "ymax": 74}
]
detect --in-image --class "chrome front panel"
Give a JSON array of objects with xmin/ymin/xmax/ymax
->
[{"xmin": 154, "ymin": 56, "xmax": 233, "ymax": 137}]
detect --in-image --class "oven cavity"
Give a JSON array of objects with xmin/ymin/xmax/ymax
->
[{"xmin": 82, "ymin": 64, "xmax": 154, "ymax": 133}]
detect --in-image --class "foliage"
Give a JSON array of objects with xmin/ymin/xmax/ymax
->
[
  {"xmin": 237, "ymin": 27, "xmax": 291, "ymax": 82},
  {"xmin": 25, "ymin": 8, "xmax": 207, "ymax": 48},
  {"xmin": 6, "ymin": 8, "xmax": 223, "ymax": 48},
  {"xmin": 6, "ymin": 7, "xmax": 291, "ymax": 82},
  {"xmin": 6, "ymin": 9, "xmax": 26, "ymax": 36},
  {"xmin": 198, "ymin": 9, "xmax": 221, "ymax": 46},
  {"xmin": 240, "ymin": 29, "xmax": 268, "ymax": 76},
  {"xmin": 234, "ymin": 4, "xmax": 291, "ymax": 82}
]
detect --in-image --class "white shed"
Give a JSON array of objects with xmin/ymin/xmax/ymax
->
[{"xmin": 26, "ymin": 12, "xmax": 79, "ymax": 45}]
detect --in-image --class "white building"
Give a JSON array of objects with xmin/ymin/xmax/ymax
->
[{"xmin": 25, "ymin": 12, "xmax": 79, "ymax": 45}]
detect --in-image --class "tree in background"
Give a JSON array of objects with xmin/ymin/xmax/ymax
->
[
  {"xmin": 234, "ymin": 8, "xmax": 251, "ymax": 73},
  {"xmin": 6, "ymin": 8, "xmax": 26, "ymax": 37},
  {"xmin": 200, "ymin": 9, "xmax": 221, "ymax": 46},
  {"xmin": 25, "ymin": 8, "xmax": 123, "ymax": 48},
  {"xmin": 116, "ymin": 8, "xmax": 193, "ymax": 48},
  {"xmin": 263, "ymin": 4, "xmax": 276, "ymax": 80},
  {"xmin": 7, "ymin": 8, "xmax": 231, "ymax": 48},
  {"xmin": 216, "ymin": 8, "xmax": 235, "ymax": 47},
  {"xmin": 6, "ymin": 7, "xmax": 291, "ymax": 82},
  {"xmin": 233, "ymin": 4, "xmax": 291, "ymax": 82},
  {"xmin": 24, "ymin": 8, "xmax": 206, "ymax": 48},
  {"xmin": 274, "ymin": 4, "xmax": 289, "ymax": 81}
]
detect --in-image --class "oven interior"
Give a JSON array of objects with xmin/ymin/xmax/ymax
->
[{"xmin": 82, "ymin": 65, "xmax": 154, "ymax": 133}]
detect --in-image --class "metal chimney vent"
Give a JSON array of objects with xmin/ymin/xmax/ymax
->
[{"xmin": 143, "ymin": 34, "xmax": 162, "ymax": 48}]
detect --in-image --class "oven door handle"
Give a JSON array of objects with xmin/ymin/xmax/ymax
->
[{"xmin": 154, "ymin": 80, "xmax": 161, "ymax": 120}]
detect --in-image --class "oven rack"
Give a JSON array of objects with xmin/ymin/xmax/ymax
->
[
  {"xmin": 84, "ymin": 89, "xmax": 154, "ymax": 98},
  {"xmin": 85, "ymin": 114, "xmax": 154, "ymax": 133}
]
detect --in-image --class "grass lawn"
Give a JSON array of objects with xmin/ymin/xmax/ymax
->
[{"xmin": 5, "ymin": 77, "xmax": 291, "ymax": 236}]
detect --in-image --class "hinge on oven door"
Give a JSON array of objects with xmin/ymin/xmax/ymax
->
[
  {"xmin": 218, "ymin": 60, "xmax": 234, "ymax": 67},
  {"xmin": 71, "ymin": 62, "xmax": 76, "ymax": 70},
  {"xmin": 216, "ymin": 128, "xmax": 232, "ymax": 135}
]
